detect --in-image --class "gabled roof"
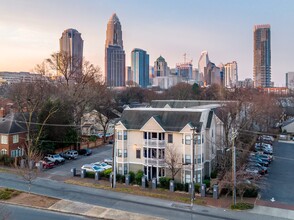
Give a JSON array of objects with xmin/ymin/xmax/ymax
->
[
  {"xmin": 282, "ymin": 117, "xmax": 294, "ymax": 127},
  {"xmin": 0, "ymin": 113, "xmax": 27, "ymax": 134},
  {"xmin": 206, "ymin": 110, "xmax": 214, "ymax": 129},
  {"xmin": 119, "ymin": 108, "xmax": 202, "ymax": 132},
  {"xmin": 150, "ymin": 100, "xmax": 229, "ymax": 109}
]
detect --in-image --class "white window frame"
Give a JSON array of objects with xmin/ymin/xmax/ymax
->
[
  {"xmin": 13, "ymin": 135, "xmax": 19, "ymax": 144},
  {"xmin": 1, "ymin": 135, "xmax": 8, "ymax": 144},
  {"xmin": 185, "ymin": 174, "xmax": 191, "ymax": 183},
  {"xmin": 0, "ymin": 149, "xmax": 7, "ymax": 155},
  {"xmin": 185, "ymin": 135, "xmax": 191, "ymax": 145}
]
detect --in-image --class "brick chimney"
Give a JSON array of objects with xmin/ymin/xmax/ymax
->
[{"xmin": 0, "ymin": 107, "xmax": 5, "ymax": 118}]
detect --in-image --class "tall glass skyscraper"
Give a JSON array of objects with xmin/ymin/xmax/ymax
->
[
  {"xmin": 131, "ymin": 48, "xmax": 149, "ymax": 88},
  {"xmin": 105, "ymin": 13, "xmax": 125, "ymax": 87},
  {"xmin": 253, "ymin": 24, "xmax": 271, "ymax": 88},
  {"xmin": 59, "ymin": 29, "xmax": 83, "ymax": 76}
]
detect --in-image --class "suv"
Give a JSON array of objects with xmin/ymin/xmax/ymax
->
[
  {"xmin": 45, "ymin": 154, "xmax": 65, "ymax": 165},
  {"xmin": 63, "ymin": 150, "xmax": 78, "ymax": 160}
]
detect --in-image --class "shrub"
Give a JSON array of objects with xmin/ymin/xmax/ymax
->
[
  {"xmin": 0, "ymin": 155, "xmax": 14, "ymax": 166},
  {"xmin": 103, "ymin": 169, "xmax": 112, "ymax": 178},
  {"xmin": 243, "ymin": 187, "xmax": 259, "ymax": 197},
  {"xmin": 194, "ymin": 183, "xmax": 200, "ymax": 193},
  {"xmin": 210, "ymin": 170, "xmax": 217, "ymax": 179},
  {"xmin": 86, "ymin": 172, "xmax": 95, "ymax": 178},
  {"xmin": 203, "ymin": 179, "xmax": 211, "ymax": 188},
  {"xmin": 0, "ymin": 188, "xmax": 19, "ymax": 200},
  {"xmin": 135, "ymin": 170, "xmax": 144, "ymax": 185},
  {"xmin": 175, "ymin": 182, "xmax": 184, "ymax": 191},
  {"xmin": 116, "ymin": 174, "xmax": 125, "ymax": 183},
  {"xmin": 184, "ymin": 183, "xmax": 189, "ymax": 192},
  {"xmin": 231, "ymin": 202, "xmax": 254, "ymax": 210},
  {"xmin": 159, "ymin": 177, "xmax": 171, "ymax": 189},
  {"xmin": 128, "ymin": 171, "xmax": 135, "ymax": 184}
]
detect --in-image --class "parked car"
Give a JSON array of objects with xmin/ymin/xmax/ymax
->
[
  {"xmin": 104, "ymin": 158, "xmax": 113, "ymax": 165},
  {"xmin": 255, "ymin": 154, "xmax": 272, "ymax": 163},
  {"xmin": 78, "ymin": 148, "xmax": 92, "ymax": 156},
  {"xmin": 45, "ymin": 154, "xmax": 65, "ymax": 165},
  {"xmin": 92, "ymin": 162, "xmax": 112, "ymax": 170},
  {"xmin": 248, "ymin": 157, "xmax": 269, "ymax": 167},
  {"xmin": 245, "ymin": 167, "xmax": 260, "ymax": 175},
  {"xmin": 36, "ymin": 158, "xmax": 55, "ymax": 169},
  {"xmin": 247, "ymin": 162, "xmax": 267, "ymax": 174},
  {"xmin": 255, "ymin": 151, "xmax": 273, "ymax": 161},
  {"xmin": 81, "ymin": 164, "xmax": 103, "ymax": 173},
  {"xmin": 63, "ymin": 150, "xmax": 78, "ymax": 160}
]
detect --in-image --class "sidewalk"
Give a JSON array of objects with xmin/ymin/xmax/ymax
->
[{"xmin": 49, "ymin": 199, "xmax": 165, "ymax": 220}]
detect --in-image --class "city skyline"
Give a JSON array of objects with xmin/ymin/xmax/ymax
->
[{"xmin": 0, "ymin": 0, "xmax": 294, "ymax": 86}]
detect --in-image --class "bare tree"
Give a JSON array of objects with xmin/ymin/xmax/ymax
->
[{"xmin": 164, "ymin": 144, "xmax": 182, "ymax": 180}]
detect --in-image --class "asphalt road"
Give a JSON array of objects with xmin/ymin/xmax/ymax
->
[
  {"xmin": 45, "ymin": 144, "xmax": 113, "ymax": 177},
  {"xmin": 1, "ymin": 203, "xmax": 91, "ymax": 220},
  {"xmin": 260, "ymin": 141, "xmax": 294, "ymax": 205},
  {"xmin": 0, "ymin": 172, "xmax": 284, "ymax": 220}
]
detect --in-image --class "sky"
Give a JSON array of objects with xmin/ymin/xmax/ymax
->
[{"xmin": 0, "ymin": 0, "xmax": 294, "ymax": 86}]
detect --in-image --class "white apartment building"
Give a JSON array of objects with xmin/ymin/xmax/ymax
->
[
  {"xmin": 114, "ymin": 103, "xmax": 224, "ymax": 184},
  {"xmin": 224, "ymin": 61, "xmax": 238, "ymax": 88}
]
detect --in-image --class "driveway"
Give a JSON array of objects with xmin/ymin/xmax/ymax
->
[
  {"xmin": 260, "ymin": 141, "xmax": 294, "ymax": 205},
  {"xmin": 44, "ymin": 144, "xmax": 113, "ymax": 177}
]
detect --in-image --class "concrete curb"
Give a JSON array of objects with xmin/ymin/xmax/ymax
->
[{"xmin": 249, "ymin": 205, "xmax": 294, "ymax": 220}]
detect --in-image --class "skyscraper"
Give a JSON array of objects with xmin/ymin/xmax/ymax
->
[
  {"xmin": 224, "ymin": 61, "xmax": 238, "ymax": 88},
  {"xmin": 105, "ymin": 13, "xmax": 125, "ymax": 87},
  {"xmin": 131, "ymin": 48, "xmax": 149, "ymax": 88},
  {"xmin": 154, "ymin": 56, "xmax": 169, "ymax": 77},
  {"xmin": 253, "ymin": 24, "xmax": 271, "ymax": 88},
  {"xmin": 286, "ymin": 72, "xmax": 294, "ymax": 90},
  {"xmin": 198, "ymin": 51, "xmax": 209, "ymax": 84},
  {"xmin": 59, "ymin": 28, "xmax": 83, "ymax": 75}
]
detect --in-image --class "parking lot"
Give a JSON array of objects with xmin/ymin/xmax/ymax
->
[
  {"xmin": 260, "ymin": 141, "xmax": 294, "ymax": 205},
  {"xmin": 44, "ymin": 144, "xmax": 113, "ymax": 177}
]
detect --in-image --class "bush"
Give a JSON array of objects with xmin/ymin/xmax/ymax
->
[
  {"xmin": 128, "ymin": 171, "xmax": 135, "ymax": 184},
  {"xmin": 194, "ymin": 183, "xmax": 200, "ymax": 193},
  {"xmin": 86, "ymin": 172, "xmax": 95, "ymax": 178},
  {"xmin": 159, "ymin": 177, "xmax": 171, "ymax": 189},
  {"xmin": 203, "ymin": 179, "xmax": 211, "ymax": 188},
  {"xmin": 103, "ymin": 169, "xmax": 112, "ymax": 178},
  {"xmin": 243, "ymin": 187, "xmax": 259, "ymax": 197},
  {"xmin": 175, "ymin": 182, "xmax": 184, "ymax": 191},
  {"xmin": 231, "ymin": 202, "xmax": 254, "ymax": 210},
  {"xmin": 135, "ymin": 170, "xmax": 144, "ymax": 185},
  {"xmin": 210, "ymin": 170, "xmax": 217, "ymax": 179},
  {"xmin": 0, "ymin": 155, "xmax": 14, "ymax": 166},
  {"xmin": 116, "ymin": 174, "xmax": 125, "ymax": 183},
  {"xmin": 0, "ymin": 188, "xmax": 19, "ymax": 200}
]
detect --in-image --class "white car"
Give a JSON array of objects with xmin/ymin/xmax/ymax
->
[
  {"xmin": 81, "ymin": 164, "xmax": 103, "ymax": 173},
  {"xmin": 92, "ymin": 162, "xmax": 112, "ymax": 170},
  {"xmin": 45, "ymin": 154, "xmax": 65, "ymax": 165},
  {"xmin": 104, "ymin": 158, "xmax": 113, "ymax": 165}
]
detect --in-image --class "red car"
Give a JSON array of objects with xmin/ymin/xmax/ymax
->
[{"xmin": 37, "ymin": 158, "xmax": 55, "ymax": 169}]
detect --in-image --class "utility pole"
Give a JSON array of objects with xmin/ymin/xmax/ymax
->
[
  {"xmin": 232, "ymin": 129, "xmax": 236, "ymax": 206},
  {"xmin": 112, "ymin": 128, "xmax": 116, "ymax": 188},
  {"xmin": 191, "ymin": 127, "xmax": 197, "ymax": 207}
]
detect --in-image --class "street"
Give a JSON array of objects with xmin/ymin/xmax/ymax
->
[
  {"xmin": 260, "ymin": 141, "xmax": 294, "ymax": 205},
  {"xmin": 0, "ymin": 171, "xmax": 285, "ymax": 220},
  {"xmin": 1, "ymin": 203, "xmax": 91, "ymax": 220}
]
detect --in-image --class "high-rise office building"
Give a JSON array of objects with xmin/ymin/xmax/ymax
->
[
  {"xmin": 198, "ymin": 51, "xmax": 209, "ymax": 83},
  {"xmin": 154, "ymin": 56, "xmax": 169, "ymax": 77},
  {"xmin": 131, "ymin": 48, "xmax": 149, "ymax": 88},
  {"xmin": 105, "ymin": 13, "xmax": 125, "ymax": 87},
  {"xmin": 286, "ymin": 72, "xmax": 294, "ymax": 90},
  {"xmin": 59, "ymin": 28, "xmax": 83, "ymax": 76},
  {"xmin": 224, "ymin": 61, "xmax": 238, "ymax": 88},
  {"xmin": 253, "ymin": 24, "xmax": 271, "ymax": 88}
]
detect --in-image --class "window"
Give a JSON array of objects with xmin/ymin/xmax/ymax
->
[
  {"xmin": 10, "ymin": 148, "xmax": 23, "ymax": 158},
  {"xmin": 123, "ymin": 149, "xmax": 127, "ymax": 157},
  {"xmin": 0, "ymin": 149, "xmax": 7, "ymax": 155},
  {"xmin": 185, "ymin": 174, "xmax": 191, "ymax": 183},
  {"xmin": 185, "ymin": 155, "xmax": 191, "ymax": 164},
  {"xmin": 144, "ymin": 132, "xmax": 147, "ymax": 139},
  {"xmin": 117, "ymin": 149, "xmax": 122, "ymax": 157},
  {"xmin": 1, "ymin": 135, "xmax": 8, "ymax": 144},
  {"xmin": 185, "ymin": 135, "xmax": 191, "ymax": 145},
  {"xmin": 197, "ymin": 173, "xmax": 201, "ymax": 183},
  {"xmin": 168, "ymin": 134, "xmax": 173, "ymax": 143},
  {"xmin": 158, "ymin": 149, "xmax": 165, "ymax": 159},
  {"xmin": 123, "ymin": 131, "xmax": 127, "ymax": 140},
  {"xmin": 124, "ymin": 164, "xmax": 128, "ymax": 175},
  {"xmin": 136, "ymin": 149, "xmax": 141, "ymax": 159},
  {"xmin": 143, "ymin": 148, "xmax": 147, "ymax": 157},
  {"xmin": 13, "ymin": 135, "xmax": 19, "ymax": 144},
  {"xmin": 117, "ymin": 131, "xmax": 122, "ymax": 140},
  {"xmin": 159, "ymin": 133, "xmax": 165, "ymax": 140},
  {"xmin": 151, "ymin": 132, "xmax": 157, "ymax": 139}
]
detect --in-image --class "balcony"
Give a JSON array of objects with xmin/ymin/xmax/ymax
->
[
  {"xmin": 144, "ymin": 158, "xmax": 165, "ymax": 166},
  {"xmin": 143, "ymin": 139, "xmax": 166, "ymax": 148}
]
